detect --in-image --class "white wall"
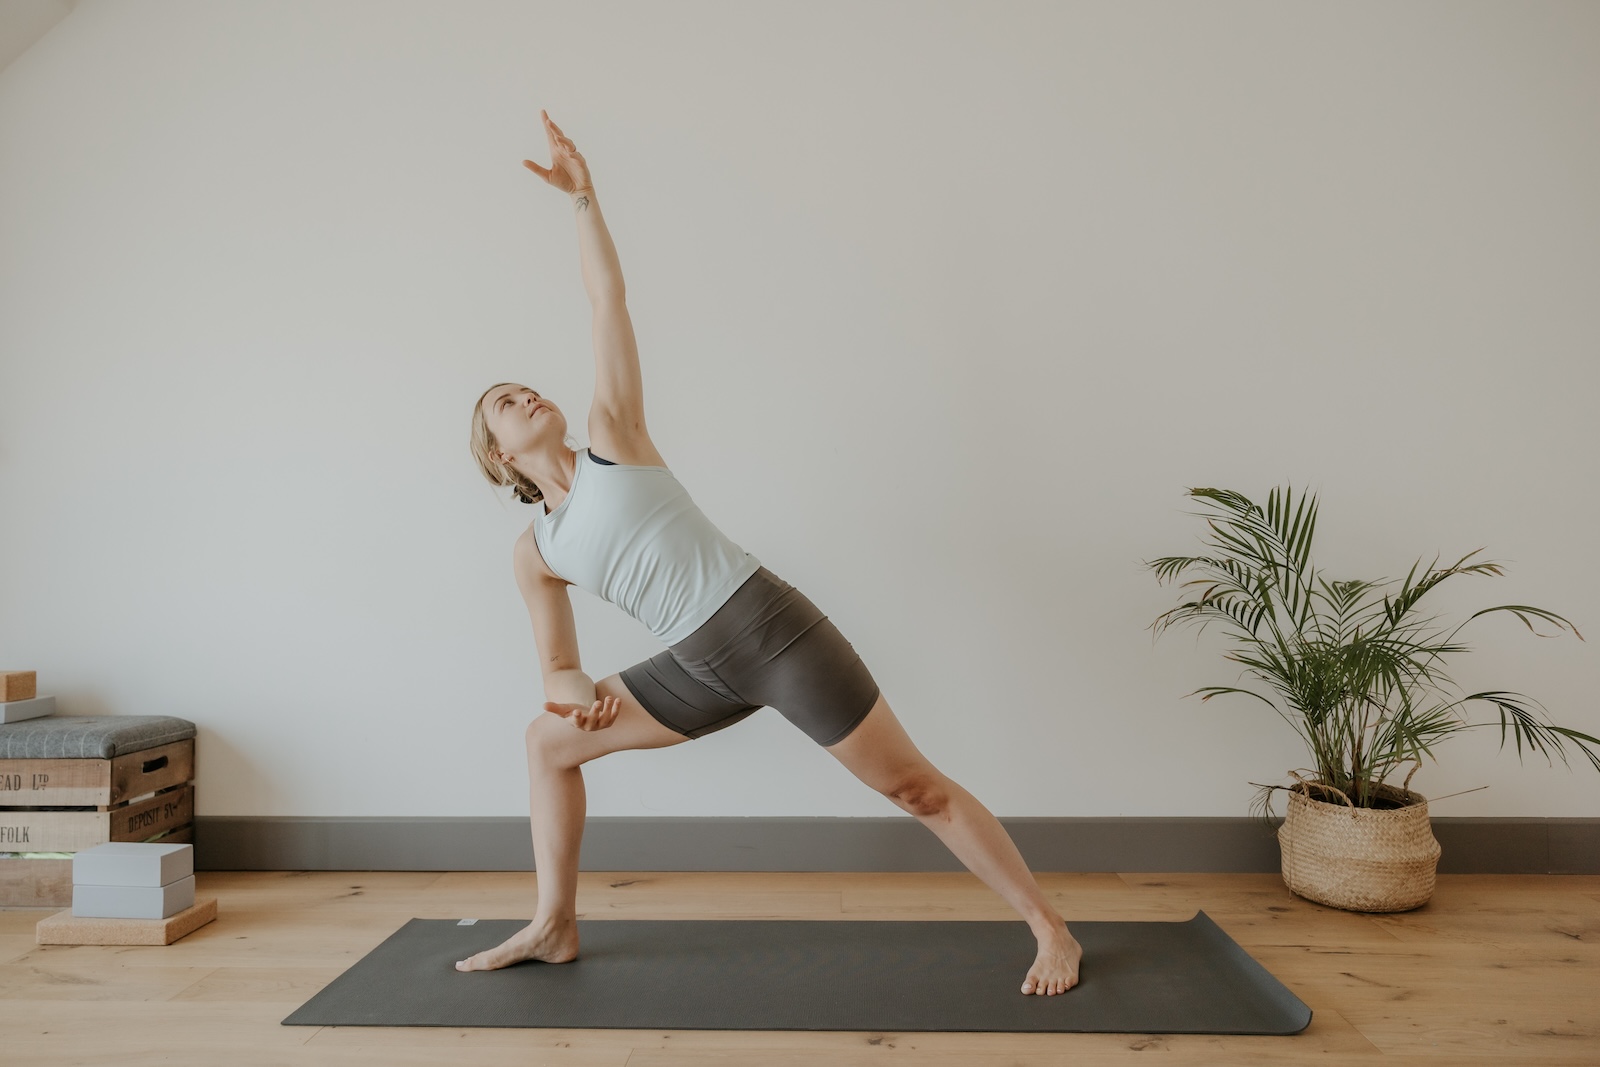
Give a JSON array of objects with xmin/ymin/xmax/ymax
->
[
  {"xmin": 2, "ymin": 0, "xmax": 1596, "ymax": 820},
  {"xmin": 0, "ymin": 0, "xmax": 78, "ymax": 75}
]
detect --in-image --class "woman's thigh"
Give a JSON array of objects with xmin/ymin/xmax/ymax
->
[
  {"xmin": 529, "ymin": 672, "xmax": 695, "ymax": 768},
  {"xmin": 818, "ymin": 689, "xmax": 940, "ymax": 795},
  {"xmin": 690, "ymin": 571, "xmax": 882, "ymax": 747},
  {"xmin": 616, "ymin": 649, "xmax": 764, "ymax": 740}
]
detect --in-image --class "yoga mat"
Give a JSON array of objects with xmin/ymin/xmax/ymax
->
[{"xmin": 282, "ymin": 911, "xmax": 1311, "ymax": 1034}]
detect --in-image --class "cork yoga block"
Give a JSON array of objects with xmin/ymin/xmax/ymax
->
[
  {"xmin": 35, "ymin": 896, "xmax": 217, "ymax": 946},
  {"xmin": 1, "ymin": 671, "xmax": 37, "ymax": 702}
]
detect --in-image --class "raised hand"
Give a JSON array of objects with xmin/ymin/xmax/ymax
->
[
  {"xmin": 523, "ymin": 109, "xmax": 594, "ymax": 196},
  {"xmin": 544, "ymin": 695, "xmax": 621, "ymax": 731}
]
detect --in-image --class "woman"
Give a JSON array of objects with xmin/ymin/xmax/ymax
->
[{"xmin": 462, "ymin": 110, "xmax": 1083, "ymax": 996}]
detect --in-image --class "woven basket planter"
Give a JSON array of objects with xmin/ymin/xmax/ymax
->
[{"xmin": 1276, "ymin": 774, "xmax": 1442, "ymax": 913}]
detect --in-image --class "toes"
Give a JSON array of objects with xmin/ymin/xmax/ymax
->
[{"xmin": 1026, "ymin": 974, "xmax": 1073, "ymax": 995}]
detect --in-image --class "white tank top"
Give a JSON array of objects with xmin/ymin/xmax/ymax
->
[{"xmin": 529, "ymin": 449, "xmax": 762, "ymax": 645}]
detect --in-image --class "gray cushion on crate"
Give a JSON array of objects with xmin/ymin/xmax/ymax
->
[{"xmin": 0, "ymin": 715, "xmax": 196, "ymax": 759}]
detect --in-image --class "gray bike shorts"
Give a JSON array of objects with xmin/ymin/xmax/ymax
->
[{"xmin": 619, "ymin": 566, "xmax": 881, "ymax": 747}]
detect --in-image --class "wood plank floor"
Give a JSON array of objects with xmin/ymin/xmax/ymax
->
[{"xmin": 1, "ymin": 870, "xmax": 1596, "ymax": 1066}]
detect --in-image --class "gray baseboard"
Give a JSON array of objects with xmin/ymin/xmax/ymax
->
[{"xmin": 191, "ymin": 816, "xmax": 1600, "ymax": 874}]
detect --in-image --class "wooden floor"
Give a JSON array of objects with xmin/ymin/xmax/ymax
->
[{"xmin": 1, "ymin": 870, "xmax": 1596, "ymax": 1066}]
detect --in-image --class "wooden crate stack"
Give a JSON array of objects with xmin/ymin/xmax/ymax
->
[{"xmin": 1, "ymin": 670, "xmax": 196, "ymax": 909}]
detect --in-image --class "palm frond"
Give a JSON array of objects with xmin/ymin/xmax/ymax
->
[{"xmin": 1463, "ymin": 605, "xmax": 1586, "ymax": 641}]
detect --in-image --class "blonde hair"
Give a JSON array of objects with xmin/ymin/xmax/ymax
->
[{"xmin": 469, "ymin": 381, "xmax": 575, "ymax": 505}]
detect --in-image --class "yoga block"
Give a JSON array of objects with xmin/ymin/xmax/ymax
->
[
  {"xmin": 73, "ymin": 842, "xmax": 194, "ymax": 887},
  {"xmin": 36, "ymin": 896, "xmax": 217, "ymax": 945},
  {"xmin": 2, "ymin": 696, "xmax": 54, "ymax": 725},
  {"xmin": 1, "ymin": 671, "xmax": 36, "ymax": 702},
  {"xmin": 74, "ymin": 874, "xmax": 195, "ymax": 919}
]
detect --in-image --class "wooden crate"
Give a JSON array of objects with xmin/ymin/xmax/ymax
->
[
  {"xmin": 0, "ymin": 738, "xmax": 193, "ymax": 808},
  {"xmin": 0, "ymin": 738, "xmax": 196, "ymax": 908},
  {"xmin": 2, "ymin": 782, "xmax": 195, "ymax": 853}
]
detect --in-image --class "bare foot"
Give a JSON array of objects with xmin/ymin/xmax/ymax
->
[
  {"xmin": 1022, "ymin": 925, "xmax": 1083, "ymax": 995},
  {"xmin": 454, "ymin": 917, "xmax": 579, "ymax": 971}
]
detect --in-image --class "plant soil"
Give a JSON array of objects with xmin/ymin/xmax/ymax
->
[{"xmin": 1302, "ymin": 783, "xmax": 1415, "ymax": 810}]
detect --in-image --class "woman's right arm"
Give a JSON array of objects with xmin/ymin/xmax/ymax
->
[
  {"xmin": 515, "ymin": 535, "xmax": 597, "ymax": 708},
  {"xmin": 571, "ymin": 185, "xmax": 624, "ymax": 305}
]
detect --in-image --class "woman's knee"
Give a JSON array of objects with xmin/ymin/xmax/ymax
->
[
  {"xmin": 525, "ymin": 713, "xmax": 578, "ymax": 769},
  {"xmin": 884, "ymin": 768, "xmax": 950, "ymax": 818}
]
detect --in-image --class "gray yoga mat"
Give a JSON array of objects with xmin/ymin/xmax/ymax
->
[{"xmin": 282, "ymin": 911, "xmax": 1311, "ymax": 1034}]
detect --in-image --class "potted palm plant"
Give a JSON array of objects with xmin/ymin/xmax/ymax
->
[{"xmin": 1146, "ymin": 485, "xmax": 1598, "ymax": 913}]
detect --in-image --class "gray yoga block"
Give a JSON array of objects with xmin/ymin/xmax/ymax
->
[
  {"xmin": 73, "ymin": 842, "xmax": 194, "ymax": 888},
  {"xmin": 73, "ymin": 874, "xmax": 196, "ymax": 919},
  {"xmin": 1, "ymin": 695, "xmax": 55, "ymax": 724}
]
